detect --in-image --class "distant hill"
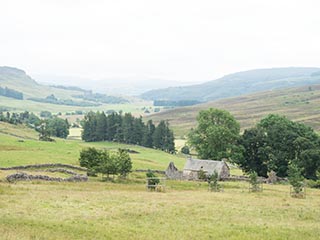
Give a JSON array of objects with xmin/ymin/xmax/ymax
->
[
  {"xmin": 0, "ymin": 66, "xmax": 130, "ymax": 111},
  {"xmin": 141, "ymin": 67, "xmax": 320, "ymax": 102},
  {"xmin": 146, "ymin": 84, "xmax": 320, "ymax": 137},
  {"xmin": 35, "ymin": 73, "xmax": 197, "ymax": 96}
]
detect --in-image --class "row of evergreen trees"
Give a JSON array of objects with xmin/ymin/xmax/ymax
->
[{"xmin": 81, "ymin": 111, "xmax": 175, "ymax": 153}]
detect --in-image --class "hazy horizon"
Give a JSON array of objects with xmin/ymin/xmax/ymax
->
[{"xmin": 1, "ymin": 0, "xmax": 320, "ymax": 85}]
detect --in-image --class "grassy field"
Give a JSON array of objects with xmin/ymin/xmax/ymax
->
[
  {"xmin": 1, "ymin": 180, "xmax": 320, "ymax": 239},
  {"xmin": 0, "ymin": 122, "xmax": 186, "ymax": 170},
  {"xmin": 147, "ymin": 84, "xmax": 320, "ymax": 137},
  {"xmin": 0, "ymin": 96, "xmax": 152, "ymax": 116},
  {"xmin": 1, "ymin": 122, "xmax": 320, "ymax": 239}
]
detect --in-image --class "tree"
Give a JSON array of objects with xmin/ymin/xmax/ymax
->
[
  {"xmin": 46, "ymin": 117, "xmax": 70, "ymax": 138},
  {"xmin": 95, "ymin": 112, "xmax": 107, "ymax": 141},
  {"xmin": 237, "ymin": 128, "xmax": 270, "ymax": 177},
  {"xmin": 99, "ymin": 150, "xmax": 118, "ymax": 179},
  {"xmin": 81, "ymin": 111, "xmax": 97, "ymax": 142},
  {"xmin": 288, "ymin": 162, "xmax": 304, "ymax": 197},
  {"xmin": 249, "ymin": 171, "xmax": 261, "ymax": 192},
  {"xmin": 153, "ymin": 120, "xmax": 175, "ymax": 153},
  {"xmin": 181, "ymin": 145, "xmax": 190, "ymax": 154},
  {"xmin": 188, "ymin": 108, "xmax": 240, "ymax": 160},
  {"xmin": 237, "ymin": 114, "xmax": 320, "ymax": 178},
  {"xmin": 208, "ymin": 171, "xmax": 221, "ymax": 192},
  {"xmin": 79, "ymin": 147, "xmax": 102, "ymax": 175},
  {"xmin": 38, "ymin": 120, "xmax": 54, "ymax": 142},
  {"xmin": 142, "ymin": 120, "xmax": 155, "ymax": 147},
  {"xmin": 116, "ymin": 149, "xmax": 132, "ymax": 178},
  {"xmin": 79, "ymin": 148, "xmax": 132, "ymax": 179}
]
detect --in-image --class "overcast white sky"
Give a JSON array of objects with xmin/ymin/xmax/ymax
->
[{"xmin": 1, "ymin": 0, "xmax": 320, "ymax": 82}]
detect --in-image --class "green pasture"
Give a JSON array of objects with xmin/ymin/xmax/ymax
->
[
  {"xmin": 0, "ymin": 180, "xmax": 320, "ymax": 240},
  {"xmin": 0, "ymin": 122, "xmax": 320, "ymax": 239}
]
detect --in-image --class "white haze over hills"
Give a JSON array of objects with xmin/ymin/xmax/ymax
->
[
  {"xmin": 34, "ymin": 74, "xmax": 199, "ymax": 96},
  {"xmin": 1, "ymin": 0, "xmax": 320, "ymax": 91}
]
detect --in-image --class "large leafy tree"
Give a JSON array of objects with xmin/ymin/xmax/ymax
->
[
  {"xmin": 237, "ymin": 114, "xmax": 320, "ymax": 178},
  {"xmin": 188, "ymin": 108, "xmax": 241, "ymax": 160}
]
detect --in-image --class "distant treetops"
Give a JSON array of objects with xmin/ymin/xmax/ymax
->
[
  {"xmin": 188, "ymin": 108, "xmax": 320, "ymax": 180},
  {"xmin": 81, "ymin": 111, "xmax": 175, "ymax": 154}
]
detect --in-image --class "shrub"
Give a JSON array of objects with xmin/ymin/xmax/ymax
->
[{"xmin": 181, "ymin": 145, "xmax": 190, "ymax": 155}]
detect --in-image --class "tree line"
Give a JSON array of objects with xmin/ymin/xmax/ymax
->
[
  {"xmin": 0, "ymin": 86, "xmax": 23, "ymax": 99},
  {"xmin": 188, "ymin": 108, "xmax": 320, "ymax": 180},
  {"xmin": 81, "ymin": 111, "xmax": 175, "ymax": 153},
  {"xmin": 0, "ymin": 111, "xmax": 70, "ymax": 140}
]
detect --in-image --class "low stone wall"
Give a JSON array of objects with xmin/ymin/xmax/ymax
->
[
  {"xmin": 6, "ymin": 172, "xmax": 88, "ymax": 182},
  {"xmin": 134, "ymin": 169, "xmax": 166, "ymax": 174},
  {"xmin": 45, "ymin": 168, "xmax": 78, "ymax": 175},
  {"xmin": 0, "ymin": 163, "xmax": 87, "ymax": 172}
]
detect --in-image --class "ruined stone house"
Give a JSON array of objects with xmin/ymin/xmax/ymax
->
[
  {"xmin": 165, "ymin": 158, "xmax": 230, "ymax": 180},
  {"xmin": 183, "ymin": 158, "xmax": 230, "ymax": 180}
]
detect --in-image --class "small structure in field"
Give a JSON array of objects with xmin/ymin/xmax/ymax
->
[
  {"xmin": 165, "ymin": 162, "xmax": 183, "ymax": 180},
  {"xmin": 183, "ymin": 157, "xmax": 230, "ymax": 180}
]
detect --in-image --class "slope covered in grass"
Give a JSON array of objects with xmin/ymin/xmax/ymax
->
[
  {"xmin": 147, "ymin": 84, "xmax": 320, "ymax": 137},
  {"xmin": 0, "ymin": 122, "xmax": 185, "ymax": 170}
]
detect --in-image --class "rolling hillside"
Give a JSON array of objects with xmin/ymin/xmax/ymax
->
[
  {"xmin": 146, "ymin": 84, "xmax": 320, "ymax": 137},
  {"xmin": 141, "ymin": 67, "xmax": 320, "ymax": 102},
  {"xmin": 0, "ymin": 66, "xmax": 150, "ymax": 114}
]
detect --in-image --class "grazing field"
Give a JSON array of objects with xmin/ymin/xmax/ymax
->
[
  {"xmin": 1, "ymin": 123, "xmax": 320, "ymax": 239},
  {"xmin": 0, "ymin": 122, "xmax": 185, "ymax": 170},
  {"xmin": 0, "ymin": 180, "xmax": 320, "ymax": 240}
]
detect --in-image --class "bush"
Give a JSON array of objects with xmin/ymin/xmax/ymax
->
[{"xmin": 181, "ymin": 145, "xmax": 190, "ymax": 155}]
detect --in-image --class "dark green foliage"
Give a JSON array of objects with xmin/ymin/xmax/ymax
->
[
  {"xmin": 237, "ymin": 114, "xmax": 320, "ymax": 178},
  {"xmin": 79, "ymin": 148, "xmax": 132, "ymax": 178},
  {"xmin": 0, "ymin": 110, "xmax": 41, "ymax": 127},
  {"xmin": 116, "ymin": 149, "xmax": 132, "ymax": 178},
  {"xmin": 288, "ymin": 163, "xmax": 304, "ymax": 196},
  {"xmin": 188, "ymin": 108, "xmax": 241, "ymax": 160},
  {"xmin": 208, "ymin": 171, "xmax": 221, "ymax": 192},
  {"xmin": 81, "ymin": 112, "xmax": 175, "ymax": 153},
  {"xmin": 142, "ymin": 120, "xmax": 155, "ymax": 148},
  {"xmin": 153, "ymin": 120, "xmax": 175, "ymax": 153},
  {"xmin": 238, "ymin": 128, "xmax": 269, "ymax": 177},
  {"xmin": 249, "ymin": 171, "xmax": 261, "ymax": 192},
  {"xmin": 38, "ymin": 121, "xmax": 54, "ymax": 142},
  {"xmin": 79, "ymin": 147, "xmax": 102, "ymax": 176},
  {"xmin": 181, "ymin": 145, "xmax": 190, "ymax": 154},
  {"xmin": 198, "ymin": 168, "xmax": 207, "ymax": 181},
  {"xmin": 46, "ymin": 117, "xmax": 70, "ymax": 139},
  {"xmin": 146, "ymin": 170, "xmax": 160, "ymax": 190},
  {"xmin": 0, "ymin": 86, "xmax": 23, "ymax": 99}
]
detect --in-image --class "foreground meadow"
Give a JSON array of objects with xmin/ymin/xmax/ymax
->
[
  {"xmin": 0, "ymin": 180, "xmax": 320, "ymax": 240},
  {"xmin": 1, "ymin": 122, "xmax": 320, "ymax": 239}
]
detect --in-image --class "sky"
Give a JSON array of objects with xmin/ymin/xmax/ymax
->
[{"xmin": 1, "ymin": 0, "xmax": 320, "ymax": 83}]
